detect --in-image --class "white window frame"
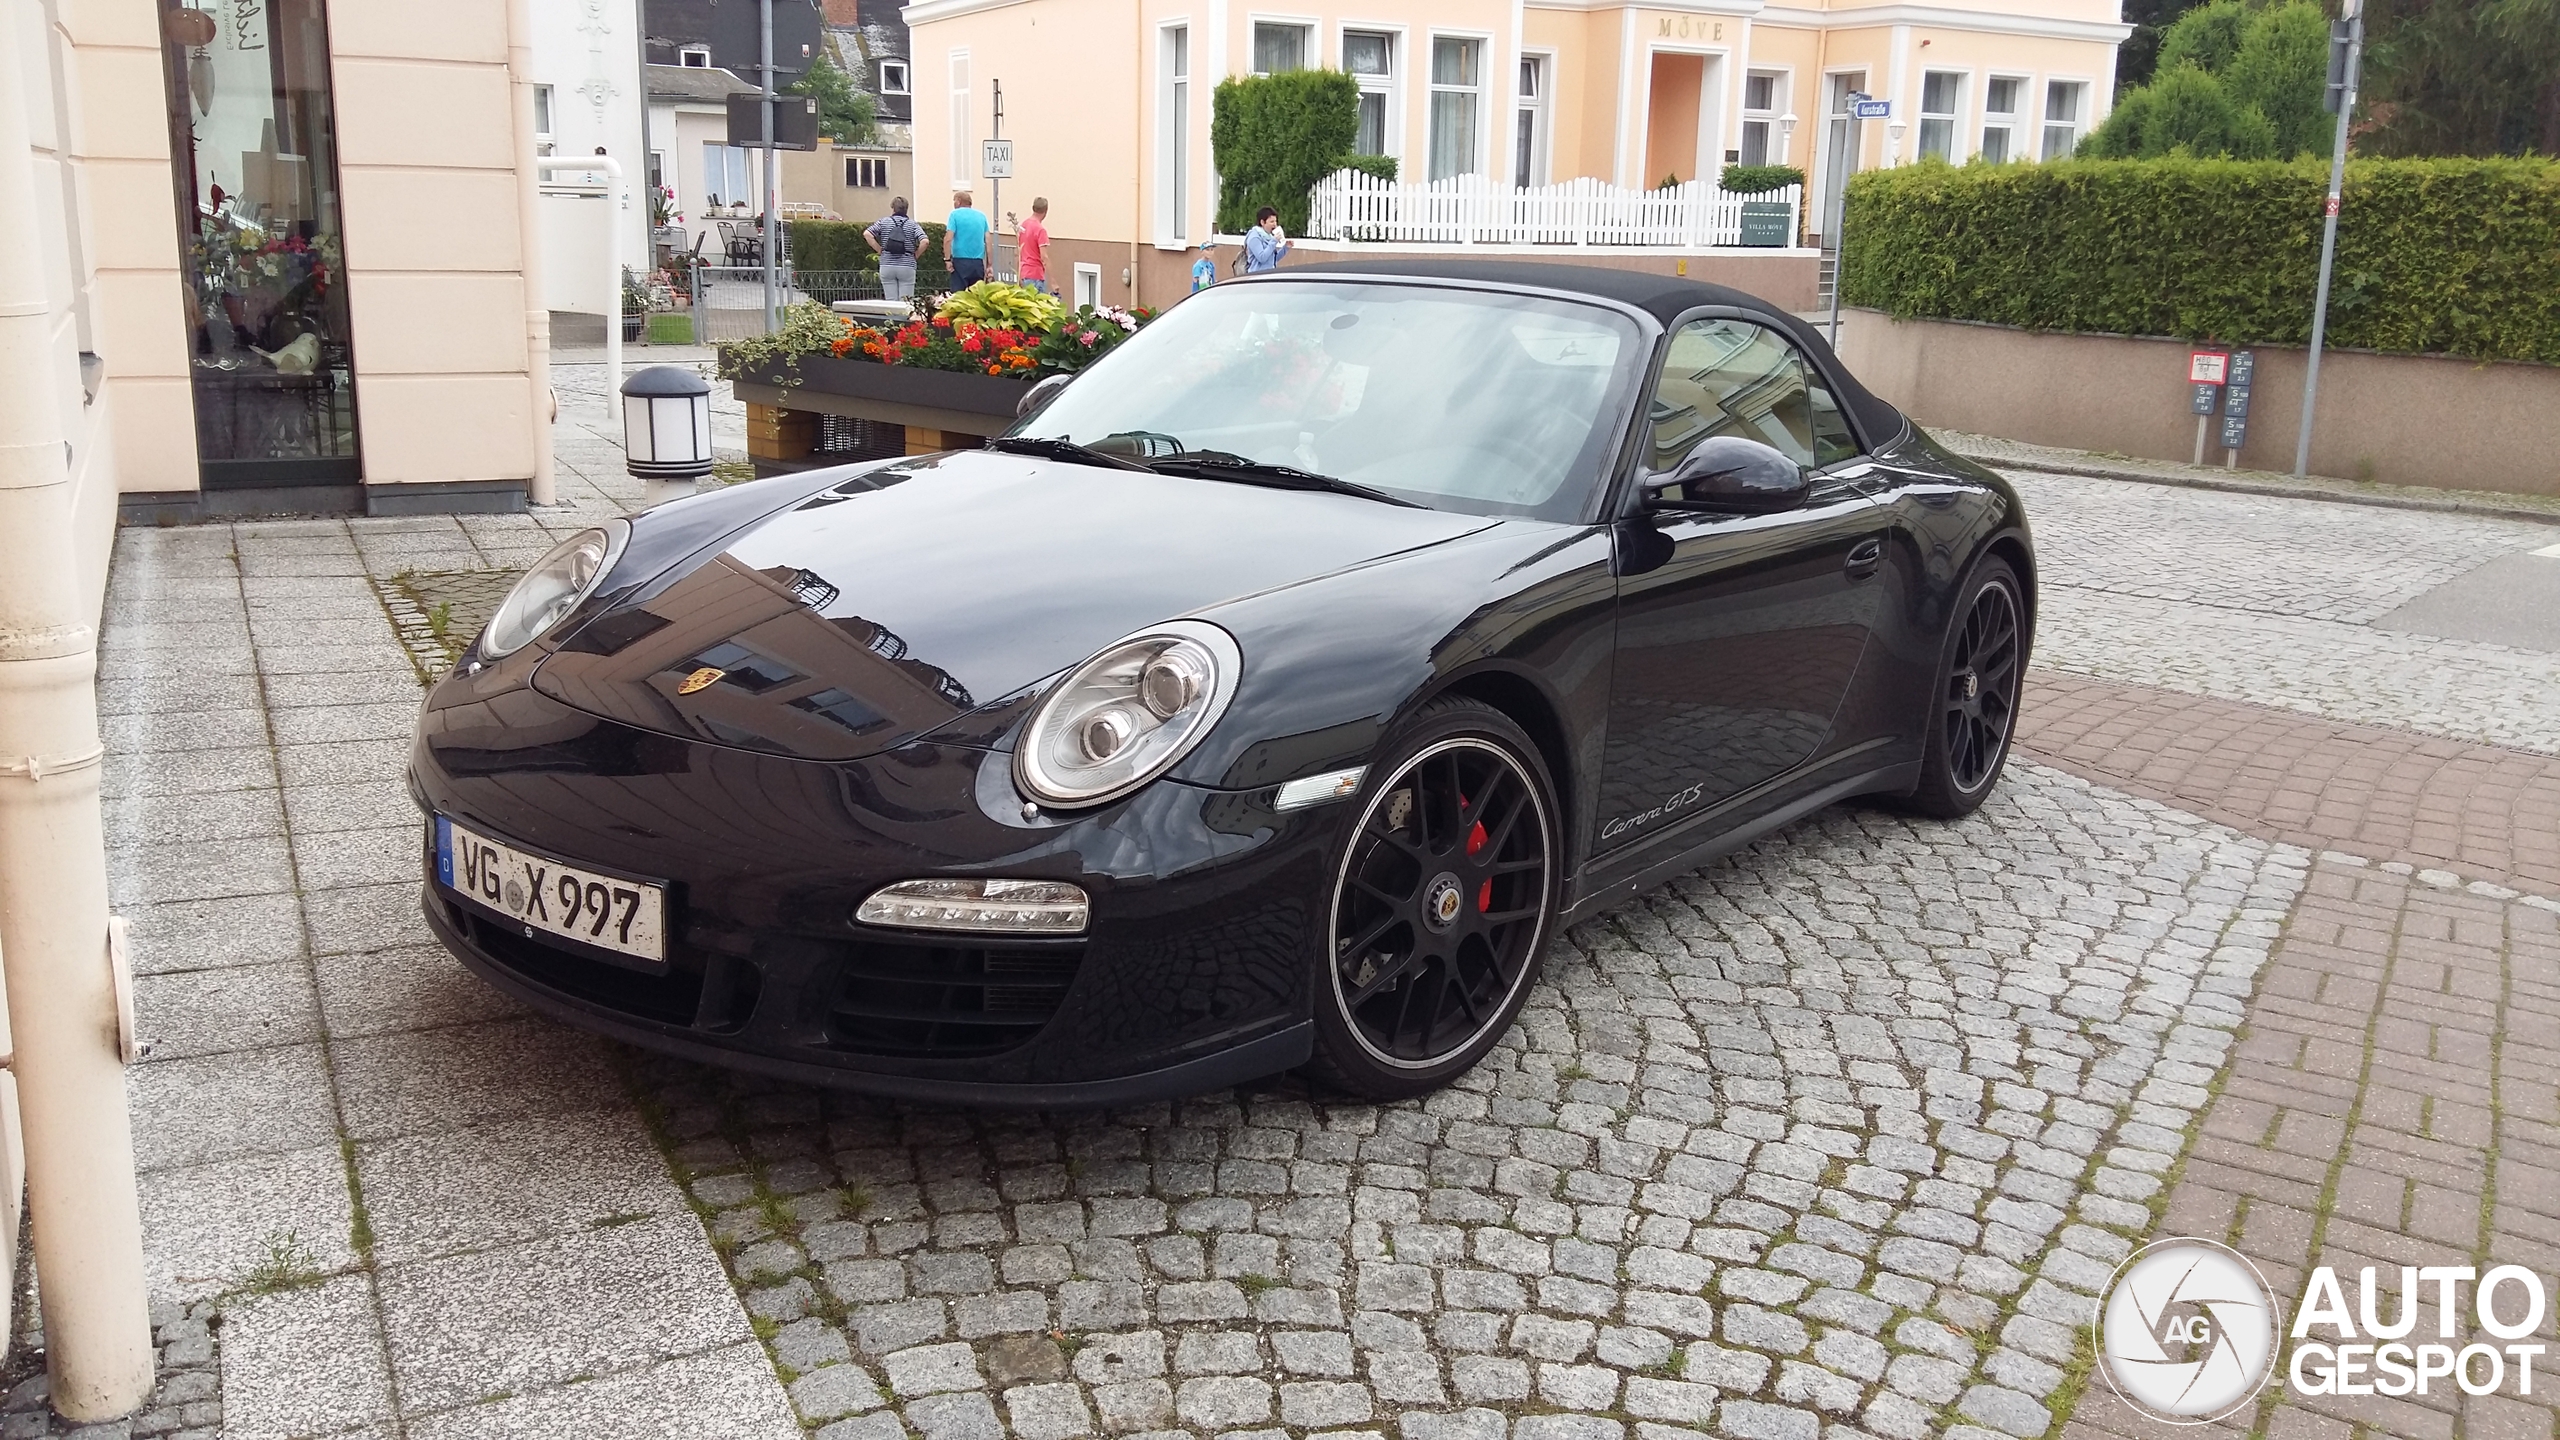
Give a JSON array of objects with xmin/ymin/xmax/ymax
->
[
  {"xmin": 1073, "ymin": 262, "xmax": 1103, "ymax": 309},
  {"xmin": 1978, "ymin": 72, "xmax": 2028, "ymax": 164},
  {"xmin": 2041, "ymin": 76, "xmax": 2089, "ymax": 161},
  {"xmin": 533, "ymin": 84, "xmax": 556, "ymax": 157},
  {"xmin": 1248, "ymin": 16, "xmax": 1318, "ymax": 76},
  {"xmin": 1514, "ymin": 48, "xmax": 1554, "ymax": 187},
  {"xmin": 1425, "ymin": 29, "xmax": 1494, "ymax": 182},
  {"xmin": 678, "ymin": 45, "xmax": 711, "ymax": 68},
  {"xmin": 877, "ymin": 58, "xmax": 910, "ymax": 96},
  {"xmin": 1155, "ymin": 21, "xmax": 1192, "ymax": 248},
  {"xmin": 1739, "ymin": 66, "xmax": 1787, "ymax": 167},
  {"xmin": 948, "ymin": 50, "xmax": 972, "ymax": 188},
  {"xmin": 1339, "ymin": 23, "xmax": 1405, "ymax": 163},
  {"xmin": 1916, "ymin": 68, "xmax": 1967, "ymax": 162},
  {"xmin": 845, "ymin": 155, "xmax": 889, "ymax": 188}
]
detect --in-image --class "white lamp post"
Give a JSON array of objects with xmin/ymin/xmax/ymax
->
[
  {"xmin": 1887, "ymin": 119, "xmax": 1907, "ymax": 166},
  {"xmin": 1779, "ymin": 111, "xmax": 1798, "ymax": 164},
  {"xmin": 621, "ymin": 364, "xmax": 714, "ymax": 505}
]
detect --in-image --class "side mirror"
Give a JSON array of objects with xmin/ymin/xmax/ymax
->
[
  {"xmin": 1016, "ymin": 372, "xmax": 1072, "ymax": 419},
  {"xmin": 1643, "ymin": 435, "xmax": 1811, "ymax": 514}
]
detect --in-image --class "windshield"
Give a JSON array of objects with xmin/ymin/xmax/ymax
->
[{"xmin": 1013, "ymin": 280, "xmax": 1646, "ymax": 522}]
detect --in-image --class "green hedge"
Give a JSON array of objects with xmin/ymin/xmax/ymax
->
[
  {"xmin": 1211, "ymin": 69, "xmax": 1362, "ymax": 234},
  {"xmin": 783, "ymin": 218, "xmax": 950, "ymax": 290},
  {"xmin": 1719, "ymin": 164, "xmax": 1804, "ymax": 194},
  {"xmin": 786, "ymin": 219, "xmax": 875, "ymax": 272},
  {"xmin": 1839, "ymin": 156, "xmax": 2560, "ymax": 363}
]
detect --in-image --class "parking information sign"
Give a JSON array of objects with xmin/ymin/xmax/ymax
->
[
  {"xmin": 2189, "ymin": 350, "xmax": 2230, "ymax": 385},
  {"xmin": 2220, "ymin": 349, "xmax": 2256, "ymax": 454},
  {"xmin": 981, "ymin": 138, "xmax": 1014, "ymax": 179},
  {"xmin": 2192, "ymin": 383, "xmax": 2220, "ymax": 415}
]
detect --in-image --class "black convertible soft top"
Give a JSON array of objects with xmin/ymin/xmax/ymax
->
[{"xmin": 1278, "ymin": 258, "xmax": 1909, "ymax": 453}]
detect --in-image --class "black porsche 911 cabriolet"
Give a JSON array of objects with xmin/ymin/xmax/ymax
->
[{"xmin": 410, "ymin": 260, "xmax": 2032, "ymax": 1103}]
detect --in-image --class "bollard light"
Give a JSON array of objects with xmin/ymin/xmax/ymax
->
[{"xmin": 621, "ymin": 365, "xmax": 714, "ymax": 488}]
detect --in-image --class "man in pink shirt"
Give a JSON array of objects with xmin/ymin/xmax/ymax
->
[{"xmin": 1009, "ymin": 197, "xmax": 1053, "ymax": 295}]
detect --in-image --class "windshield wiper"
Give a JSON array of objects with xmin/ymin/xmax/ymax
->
[
  {"xmin": 985, "ymin": 435, "xmax": 1154, "ymax": 472},
  {"xmin": 1145, "ymin": 450, "xmax": 1422, "ymax": 508}
]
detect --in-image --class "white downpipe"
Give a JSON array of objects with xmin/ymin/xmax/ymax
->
[
  {"xmin": 506, "ymin": 0, "xmax": 558, "ymax": 505},
  {"xmin": 535, "ymin": 155, "xmax": 626, "ymax": 430},
  {"xmin": 0, "ymin": 15, "xmax": 154, "ymax": 1423}
]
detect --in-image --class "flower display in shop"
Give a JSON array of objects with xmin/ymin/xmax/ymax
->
[{"xmin": 192, "ymin": 225, "xmax": 341, "ymax": 315}]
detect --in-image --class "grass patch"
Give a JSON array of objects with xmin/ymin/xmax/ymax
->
[
  {"xmin": 647, "ymin": 312, "xmax": 698, "ymax": 345},
  {"xmin": 242, "ymin": 1231, "xmax": 326, "ymax": 1295},
  {"xmin": 1235, "ymin": 1273, "xmax": 1284, "ymax": 1297}
]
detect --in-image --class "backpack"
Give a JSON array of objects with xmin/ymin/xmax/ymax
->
[{"xmin": 876, "ymin": 216, "xmax": 918, "ymax": 259}]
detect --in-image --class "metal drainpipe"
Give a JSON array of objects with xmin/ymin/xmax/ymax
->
[
  {"xmin": 0, "ymin": 14, "xmax": 154, "ymax": 1421},
  {"xmin": 507, "ymin": 0, "xmax": 559, "ymax": 505}
]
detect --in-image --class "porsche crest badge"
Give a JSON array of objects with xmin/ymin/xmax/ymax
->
[{"xmin": 676, "ymin": 666, "xmax": 726, "ymax": 696}]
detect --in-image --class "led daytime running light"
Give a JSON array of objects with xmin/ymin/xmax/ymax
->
[{"xmin": 856, "ymin": 878, "xmax": 1090, "ymax": 934}]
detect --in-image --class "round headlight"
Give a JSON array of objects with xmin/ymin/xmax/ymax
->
[
  {"xmin": 479, "ymin": 521, "xmax": 630, "ymax": 660},
  {"xmin": 1015, "ymin": 621, "xmax": 1242, "ymax": 808}
]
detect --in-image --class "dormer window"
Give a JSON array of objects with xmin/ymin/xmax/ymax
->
[{"xmin": 679, "ymin": 45, "xmax": 711, "ymax": 68}]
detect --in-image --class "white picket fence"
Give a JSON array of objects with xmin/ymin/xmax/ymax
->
[{"xmin": 1306, "ymin": 168, "xmax": 1801, "ymax": 249}]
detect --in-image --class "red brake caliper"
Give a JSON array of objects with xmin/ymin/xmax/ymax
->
[{"xmin": 1467, "ymin": 814, "xmax": 1491, "ymax": 911}]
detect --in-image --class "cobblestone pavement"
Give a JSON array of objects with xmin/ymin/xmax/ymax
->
[
  {"xmin": 2013, "ymin": 471, "xmax": 2560, "ymax": 756},
  {"xmin": 61, "ymin": 443, "xmax": 2560, "ymax": 1440}
]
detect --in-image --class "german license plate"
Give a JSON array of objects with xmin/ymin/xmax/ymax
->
[{"xmin": 434, "ymin": 816, "xmax": 667, "ymax": 963}]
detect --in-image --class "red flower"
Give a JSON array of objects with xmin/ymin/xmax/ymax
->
[{"xmin": 961, "ymin": 335, "xmax": 983, "ymax": 353}]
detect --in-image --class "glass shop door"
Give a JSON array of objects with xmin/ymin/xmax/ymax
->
[{"xmin": 158, "ymin": 0, "xmax": 364, "ymax": 487}]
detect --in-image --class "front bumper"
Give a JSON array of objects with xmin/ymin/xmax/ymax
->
[{"xmin": 411, "ymin": 679, "xmax": 1336, "ymax": 1104}]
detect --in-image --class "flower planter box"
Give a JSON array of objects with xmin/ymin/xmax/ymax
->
[{"xmin": 726, "ymin": 353, "xmax": 1029, "ymax": 446}]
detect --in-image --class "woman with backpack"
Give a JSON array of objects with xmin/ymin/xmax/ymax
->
[{"xmin": 865, "ymin": 198, "xmax": 926, "ymax": 300}]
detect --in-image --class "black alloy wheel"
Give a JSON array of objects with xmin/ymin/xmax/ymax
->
[
  {"xmin": 1902, "ymin": 555, "xmax": 2026, "ymax": 818},
  {"xmin": 1309, "ymin": 700, "xmax": 1557, "ymax": 1099}
]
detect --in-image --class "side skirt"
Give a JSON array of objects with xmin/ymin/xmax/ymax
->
[{"xmin": 1557, "ymin": 759, "xmax": 1921, "ymax": 928}]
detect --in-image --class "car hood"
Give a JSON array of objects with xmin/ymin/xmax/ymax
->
[{"xmin": 530, "ymin": 449, "xmax": 1499, "ymax": 761}]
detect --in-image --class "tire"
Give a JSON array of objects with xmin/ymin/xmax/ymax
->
[
  {"xmin": 1304, "ymin": 698, "xmax": 1561, "ymax": 1101},
  {"xmin": 1900, "ymin": 554, "xmax": 2027, "ymax": 819}
]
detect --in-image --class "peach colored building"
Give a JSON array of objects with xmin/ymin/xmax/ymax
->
[
  {"xmin": 20, "ymin": 0, "xmax": 569, "ymax": 594},
  {"xmin": 903, "ymin": 0, "xmax": 2127, "ymax": 308}
]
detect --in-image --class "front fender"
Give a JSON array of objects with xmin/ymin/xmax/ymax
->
[{"xmin": 1169, "ymin": 522, "xmax": 1618, "ymax": 827}]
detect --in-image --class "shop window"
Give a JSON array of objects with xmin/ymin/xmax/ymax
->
[{"xmin": 157, "ymin": 0, "xmax": 362, "ymax": 487}]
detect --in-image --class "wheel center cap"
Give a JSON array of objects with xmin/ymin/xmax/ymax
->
[
  {"xmin": 1423, "ymin": 872, "xmax": 1465, "ymax": 932},
  {"xmin": 1958, "ymin": 669, "xmax": 1980, "ymax": 702}
]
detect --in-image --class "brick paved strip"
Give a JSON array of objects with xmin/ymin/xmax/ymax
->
[
  {"xmin": 2016, "ymin": 670, "xmax": 2560, "ymax": 895},
  {"xmin": 2062, "ymin": 858, "xmax": 2560, "ymax": 1440}
]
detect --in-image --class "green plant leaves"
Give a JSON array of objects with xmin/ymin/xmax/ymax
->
[{"xmin": 1840, "ymin": 156, "xmax": 2560, "ymax": 362}]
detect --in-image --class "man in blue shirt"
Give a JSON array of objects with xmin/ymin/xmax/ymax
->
[
  {"xmin": 940, "ymin": 190, "xmax": 993, "ymax": 287},
  {"xmin": 1242, "ymin": 206, "xmax": 1292, "ymax": 273}
]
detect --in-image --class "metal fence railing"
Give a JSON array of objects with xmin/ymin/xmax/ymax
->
[{"xmin": 689, "ymin": 267, "xmax": 891, "ymax": 342}]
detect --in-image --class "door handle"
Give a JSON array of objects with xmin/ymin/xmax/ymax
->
[{"xmin": 1845, "ymin": 537, "xmax": 1884, "ymax": 579}]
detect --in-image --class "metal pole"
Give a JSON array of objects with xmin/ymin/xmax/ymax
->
[
  {"xmin": 507, "ymin": 0, "xmax": 558, "ymax": 504},
  {"xmin": 635, "ymin": 4, "xmax": 654, "ymax": 290},
  {"xmin": 761, "ymin": 0, "xmax": 779, "ymax": 332},
  {"xmin": 990, "ymin": 80, "xmax": 1002, "ymax": 281},
  {"xmin": 2294, "ymin": 0, "xmax": 2361, "ymax": 478},
  {"xmin": 1825, "ymin": 118, "xmax": 1847, "ymax": 347},
  {"xmin": 0, "ymin": 16, "xmax": 153, "ymax": 1419}
]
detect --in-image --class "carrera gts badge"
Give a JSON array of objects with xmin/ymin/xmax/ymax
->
[{"xmin": 677, "ymin": 666, "xmax": 726, "ymax": 696}]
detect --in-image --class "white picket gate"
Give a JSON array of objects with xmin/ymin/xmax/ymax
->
[{"xmin": 1305, "ymin": 169, "xmax": 1801, "ymax": 249}]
